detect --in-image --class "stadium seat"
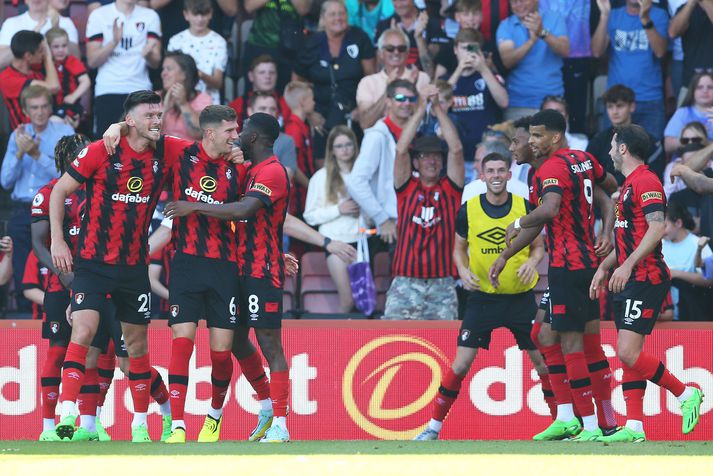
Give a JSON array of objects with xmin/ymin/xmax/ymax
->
[
  {"xmin": 300, "ymin": 252, "xmax": 340, "ymax": 314},
  {"xmin": 283, "ymin": 274, "xmax": 297, "ymax": 315}
]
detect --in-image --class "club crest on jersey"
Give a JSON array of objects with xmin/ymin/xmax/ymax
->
[
  {"xmin": 75, "ymin": 293, "xmax": 84, "ymax": 305},
  {"xmin": 136, "ymin": 22, "xmax": 145, "ymax": 32},
  {"xmin": 622, "ymin": 187, "xmax": 631, "ymax": 203},
  {"xmin": 461, "ymin": 329, "xmax": 470, "ymax": 341},
  {"xmin": 50, "ymin": 321, "xmax": 59, "ymax": 334},
  {"xmin": 32, "ymin": 193, "xmax": 44, "ymax": 207},
  {"xmin": 170, "ymin": 305, "xmax": 179, "ymax": 318},
  {"xmin": 226, "ymin": 168, "xmax": 232, "ymax": 180},
  {"xmin": 641, "ymin": 191, "xmax": 662, "ymax": 202},
  {"xmin": 153, "ymin": 160, "xmax": 159, "ymax": 174},
  {"xmin": 346, "ymin": 44, "xmax": 359, "ymax": 58}
]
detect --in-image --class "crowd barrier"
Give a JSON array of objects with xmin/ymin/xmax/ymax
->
[{"xmin": 0, "ymin": 320, "xmax": 711, "ymax": 441}]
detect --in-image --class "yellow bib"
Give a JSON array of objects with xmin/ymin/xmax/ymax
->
[{"xmin": 466, "ymin": 194, "xmax": 537, "ymax": 294}]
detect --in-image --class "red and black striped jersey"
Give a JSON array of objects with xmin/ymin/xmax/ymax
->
[
  {"xmin": 165, "ymin": 137, "xmax": 242, "ymax": 262},
  {"xmin": 22, "ymin": 251, "xmax": 49, "ymax": 320},
  {"xmin": 67, "ymin": 137, "xmax": 175, "ymax": 266},
  {"xmin": 614, "ymin": 165, "xmax": 670, "ymax": 285},
  {"xmin": 237, "ymin": 156, "xmax": 289, "ymax": 288},
  {"xmin": 533, "ymin": 149, "xmax": 606, "ymax": 270},
  {"xmin": 0, "ymin": 66, "xmax": 43, "ymax": 128},
  {"xmin": 31, "ymin": 178, "xmax": 86, "ymax": 292},
  {"xmin": 393, "ymin": 176, "xmax": 462, "ymax": 278}
]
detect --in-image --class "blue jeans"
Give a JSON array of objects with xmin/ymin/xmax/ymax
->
[{"xmin": 8, "ymin": 206, "xmax": 32, "ymax": 312}]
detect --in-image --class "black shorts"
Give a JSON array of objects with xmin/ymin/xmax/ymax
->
[
  {"xmin": 71, "ymin": 260, "xmax": 152, "ymax": 325},
  {"xmin": 90, "ymin": 301, "xmax": 128, "ymax": 358},
  {"xmin": 613, "ymin": 281, "xmax": 670, "ymax": 335},
  {"xmin": 538, "ymin": 288, "xmax": 551, "ymax": 324},
  {"xmin": 239, "ymin": 276, "xmax": 283, "ymax": 329},
  {"xmin": 42, "ymin": 291, "xmax": 71, "ymax": 341},
  {"xmin": 459, "ymin": 290, "xmax": 537, "ymax": 350},
  {"xmin": 169, "ymin": 253, "xmax": 239, "ymax": 329},
  {"xmin": 548, "ymin": 268, "xmax": 599, "ymax": 332}
]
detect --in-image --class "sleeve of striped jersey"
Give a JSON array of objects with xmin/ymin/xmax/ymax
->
[
  {"xmin": 635, "ymin": 173, "xmax": 665, "ymax": 215},
  {"xmin": 246, "ymin": 163, "xmax": 289, "ymax": 208},
  {"xmin": 147, "ymin": 10, "xmax": 162, "ymax": 40},
  {"xmin": 537, "ymin": 159, "xmax": 565, "ymax": 196},
  {"xmin": 395, "ymin": 176, "xmax": 417, "ymax": 194},
  {"xmin": 455, "ymin": 204, "xmax": 468, "ymax": 238},
  {"xmin": 31, "ymin": 185, "xmax": 50, "ymax": 220},
  {"xmin": 590, "ymin": 152, "xmax": 606, "ymax": 183},
  {"xmin": 85, "ymin": 10, "xmax": 104, "ymax": 42},
  {"xmin": 67, "ymin": 142, "xmax": 104, "ymax": 183},
  {"xmin": 22, "ymin": 253, "xmax": 41, "ymax": 289},
  {"xmin": 66, "ymin": 55, "xmax": 88, "ymax": 77},
  {"xmin": 161, "ymin": 135, "xmax": 195, "ymax": 167}
]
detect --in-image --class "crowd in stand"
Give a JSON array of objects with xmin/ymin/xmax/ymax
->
[{"xmin": 0, "ymin": 0, "xmax": 712, "ymax": 320}]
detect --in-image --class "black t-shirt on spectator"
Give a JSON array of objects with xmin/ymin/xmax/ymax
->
[
  {"xmin": 374, "ymin": 11, "xmax": 449, "ymax": 69},
  {"xmin": 295, "ymin": 27, "xmax": 375, "ymax": 127},
  {"xmin": 677, "ymin": 4, "xmax": 713, "ymax": 86},
  {"xmin": 587, "ymin": 126, "xmax": 664, "ymax": 184}
]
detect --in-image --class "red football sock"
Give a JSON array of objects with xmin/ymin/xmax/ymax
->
[
  {"xmin": 632, "ymin": 351, "xmax": 685, "ymax": 397},
  {"xmin": 150, "ymin": 367, "xmax": 169, "ymax": 405},
  {"xmin": 78, "ymin": 368, "xmax": 99, "ymax": 417},
  {"xmin": 41, "ymin": 346, "xmax": 66, "ymax": 419},
  {"xmin": 97, "ymin": 351, "xmax": 116, "ymax": 408},
  {"xmin": 583, "ymin": 334, "xmax": 616, "ymax": 428},
  {"xmin": 59, "ymin": 342, "xmax": 88, "ymax": 403},
  {"xmin": 128, "ymin": 353, "xmax": 151, "ymax": 413},
  {"xmin": 541, "ymin": 344, "xmax": 572, "ymax": 405},
  {"xmin": 238, "ymin": 350, "xmax": 271, "ymax": 401},
  {"xmin": 270, "ymin": 370, "xmax": 290, "ymax": 418},
  {"xmin": 538, "ymin": 372, "xmax": 557, "ymax": 419},
  {"xmin": 530, "ymin": 322, "xmax": 543, "ymax": 349},
  {"xmin": 622, "ymin": 366, "xmax": 646, "ymax": 422},
  {"xmin": 210, "ymin": 350, "xmax": 233, "ymax": 411},
  {"xmin": 431, "ymin": 369, "xmax": 464, "ymax": 423},
  {"xmin": 564, "ymin": 352, "xmax": 595, "ymax": 417},
  {"xmin": 168, "ymin": 337, "xmax": 194, "ymax": 421}
]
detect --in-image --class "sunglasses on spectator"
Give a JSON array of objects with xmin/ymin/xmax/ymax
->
[
  {"xmin": 392, "ymin": 94, "xmax": 418, "ymax": 103},
  {"xmin": 383, "ymin": 44, "xmax": 408, "ymax": 53},
  {"xmin": 680, "ymin": 137, "xmax": 704, "ymax": 145},
  {"xmin": 333, "ymin": 142, "xmax": 354, "ymax": 150}
]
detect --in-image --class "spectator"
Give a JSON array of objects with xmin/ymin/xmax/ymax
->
[
  {"xmin": 147, "ymin": 0, "xmax": 237, "ymax": 49},
  {"xmin": 86, "ymin": 0, "xmax": 162, "ymax": 138},
  {"xmin": 160, "ymin": 52, "xmax": 212, "ymax": 140},
  {"xmin": 345, "ymin": 0, "xmax": 395, "ymax": 42},
  {"xmin": 665, "ymin": 123, "xmax": 710, "ymax": 198},
  {"xmin": 293, "ymin": 0, "xmax": 377, "ymax": 136},
  {"xmin": 539, "ymin": 95, "xmax": 588, "ymax": 151},
  {"xmin": 166, "ymin": 0, "xmax": 227, "ymax": 105},
  {"xmin": 347, "ymin": 79, "xmax": 417, "ymax": 249},
  {"xmin": 496, "ymin": 0, "xmax": 569, "ymax": 121},
  {"xmin": 667, "ymin": 0, "xmax": 689, "ymax": 99},
  {"xmin": 1, "ymin": 85, "xmax": 73, "ymax": 313},
  {"xmin": 0, "ymin": 0, "xmax": 79, "ymax": 69},
  {"xmin": 45, "ymin": 27, "xmax": 90, "ymax": 128},
  {"xmin": 229, "ymin": 55, "xmax": 292, "ymax": 132},
  {"xmin": 591, "ymin": 0, "xmax": 668, "ymax": 139},
  {"xmin": 462, "ymin": 140, "xmax": 528, "ymax": 201},
  {"xmin": 418, "ymin": 79, "xmax": 464, "ymax": 141},
  {"xmin": 587, "ymin": 84, "xmax": 663, "ymax": 184},
  {"xmin": 0, "ymin": 30, "xmax": 60, "ymax": 129},
  {"xmin": 664, "ymin": 73, "xmax": 713, "ymax": 155},
  {"xmin": 283, "ymin": 80, "xmax": 316, "ymax": 215},
  {"xmin": 663, "ymin": 202, "xmax": 713, "ymax": 320},
  {"xmin": 445, "ymin": 28, "xmax": 508, "ymax": 179},
  {"xmin": 384, "ymin": 84, "xmax": 463, "ymax": 320},
  {"xmin": 435, "ymin": 0, "xmax": 491, "ymax": 77},
  {"xmin": 242, "ymin": 0, "xmax": 312, "ymax": 92},
  {"xmin": 0, "ymin": 237, "xmax": 13, "ymax": 288},
  {"xmin": 356, "ymin": 28, "xmax": 430, "ymax": 129},
  {"xmin": 374, "ymin": 0, "xmax": 450, "ymax": 76},
  {"xmin": 668, "ymin": 143, "xmax": 709, "ymax": 222},
  {"xmin": 303, "ymin": 126, "xmax": 361, "ymax": 313},
  {"xmin": 668, "ymin": 0, "xmax": 713, "ymax": 101},
  {"xmin": 22, "ymin": 250, "xmax": 45, "ymax": 320},
  {"xmin": 669, "ymin": 140, "xmax": 713, "ymax": 240}
]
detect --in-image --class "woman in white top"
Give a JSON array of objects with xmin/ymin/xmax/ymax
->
[{"xmin": 304, "ymin": 126, "xmax": 360, "ymax": 313}]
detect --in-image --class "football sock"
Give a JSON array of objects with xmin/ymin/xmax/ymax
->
[
  {"xmin": 78, "ymin": 368, "xmax": 99, "ymax": 427},
  {"xmin": 622, "ymin": 365, "xmax": 646, "ymax": 424},
  {"xmin": 632, "ymin": 352, "xmax": 685, "ymax": 397},
  {"xmin": 210, "ymin": 349, "xmax": 233, "ymax": 416},
  {"xmin": 238, "ymin": 350, "xmax": 271, "ymax": 401},
  {"xmin": 583, "ymin": 333, "xmax": 616, "ymax": 428},
  {"xmin": 541, "ymin": 344, "xmax": 572, "ymax": 407},
  {"xmin": 59, "ymin": 342, "xmax": 88, "ymax": 405},
  {"xmin": 564, "ymin": 351, "xmax": 596, "ymax": 427},
  {"xmin": 431, "ymin": 369, "xmax": 464, "ymax": 424},
  {"xmin": 97, "ymin": 350, "xmax": 116, "ymax": 408},
  {"xmin": 128, "ymin": 353, "xmax": 151, "ymax": 415},
  {"xmin": 168, "ymin": 337, "xmax": 193, "ymax": 422},
  {"xmin": 41, "ymin": 345, "xmax": 66, "ymax": 420},
  {"xmin": 538, "ymin": 372, "xmax": 557, "ymax": 419},
  {"xmin": 270, "ymin": 370, "xmax": 290, "ymax": 418}
]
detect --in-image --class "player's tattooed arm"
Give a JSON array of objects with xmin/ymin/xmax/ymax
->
[{"xmin": 645, "ymin": 211, "xmax": 664, "ymax": 223}]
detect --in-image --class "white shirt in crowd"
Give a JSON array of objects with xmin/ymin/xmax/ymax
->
[
  {"xmin": 86, "ymin": 3, "xmax": 161, "ymax": 96},
  {"xmin": 461, "ymin": 177, "xmax": 530, "ymax": 203},
  {"xmin": 662, "ymin": 232, "xmax": 713, "ymax": 319},
  {"xmin": 0, "ymin": 12, "xmax": 79, "ymax": 45},
  {"xmin": 167, "ymin": 29, "xmax": 227, "ymax": 104},
  {"xmin": 303, "ymin": 168, "xmax": 360, "ymax": 244}
]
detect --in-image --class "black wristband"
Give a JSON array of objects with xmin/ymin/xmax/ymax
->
[
  {"xmin": 323, "ymin": 236, "xmax": 332, "ymax": 249},
  {"xmin": 642, "ymin": 20, "xmax": 654, "ymax": 30}
]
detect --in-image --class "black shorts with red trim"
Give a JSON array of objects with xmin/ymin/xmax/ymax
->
[
  {"xmin": 548, "ymin": 267, "xmax": 599, "ymax": 332},
  {"xmin": 459, "ymin": 290, "xmax": 537, "ymax": 350},
  {"xmin": 42, "ymin": 291, "xmax": 71, "ymax": 341},
  {"xmin": 168, "ymin": 253, "xmax": 239, "ymax": 329},
  {"xmin": 538, "ymin": 288, "xmax": 551, "ymax": 324},
  {"xmin": 613, "ymin": 280, "xmax": 670, "ymax": 335},
  {"xmin": 71, "ymin": 260, "xmax": 152, "ymax": 325},
  {"xmin": 238, "ymin": 276, "xmax": 283, "ymax": 329}
]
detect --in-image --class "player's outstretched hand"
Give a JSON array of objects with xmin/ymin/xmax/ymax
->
[
  {"xmin": 608, "ymin": 263, "xmax": 632, "ymax": 294},
  {"xmin": 51, "ymin": 239, "xmax": 73, "ymax": 274},
  {"xmin": 488, "ymin": 256, "xmax": 507, "ymax": 289},
  {"xmin": 284, "ymin": 253, "xmax": 299, "ymax": 277},
  {"xmin": 327, "ymin": 239, "xmax": 357, "ymax": 264},
  {"xmin": 589, "ymin": 266, "xmax": 608, "ymax": 300},
  {"xmin": 505, "ymin": 221, "xmax": 520, "ymax": 247},
  {"xmin": 103, "ymin": 123, "xmax": 123, "ymax": 154},
  {"xmin": 458, "ymin": 265, "xmax": 481, "ymax": 291},
  {"xmin": 164, "ymin": 201, "xmax": 195, "ymax": 219},
  {"xmin": 516, "ymin": 258, "xmax": 537, "ymax": 286},
  {"xmin": 594, "ymin": 233, "xmax": 613, "ymax": 257}
]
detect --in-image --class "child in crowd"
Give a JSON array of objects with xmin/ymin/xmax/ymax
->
[
  {"xmin": 418, "ymin": 79, "xmax": 463, "ymax": 140},
  {"xmin": 283, "ymin": 80, "xmax": 315, "ymax": 218},
  {"xmin": 45, "ymin": 27, "xmax": 90, "ymax": 127},
  {"xmin": 166, "ymin": 0, "xmax": 227, "ymax": 105}
]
